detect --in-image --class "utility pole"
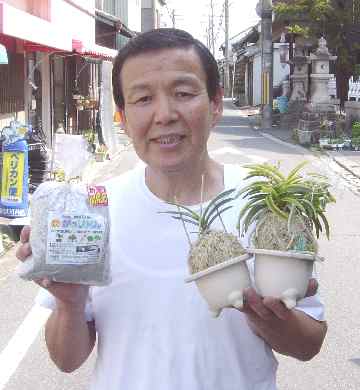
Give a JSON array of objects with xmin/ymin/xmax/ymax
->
[
  {"xmin": 210, "ymin": 0, "xmax": 215, "ymax": 56},
  {"xmin": 224, "ymin": 0, "xmax": 230, "ymax": 97},
  {"xmin": 172, "ymin": 9, "xmax": 176, "ymax": 28},
  {"xmin": 256, "ymin": 0, "xmax": 273, "ymax": 130}
]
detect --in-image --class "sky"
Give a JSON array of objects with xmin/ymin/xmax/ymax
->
[{"xmin": 163, "ymin": 0, "xmax": 260, "ymax": 57}]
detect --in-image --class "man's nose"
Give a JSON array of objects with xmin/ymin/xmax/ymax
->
[{"xmin": 153, "ymin": 95, "xmax": 178, "ymax": 124}]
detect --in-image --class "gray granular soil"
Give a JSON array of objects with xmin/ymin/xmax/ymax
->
[{"xmin": 189, "ymin": 230, "xmax": 246, "ymax": 274}]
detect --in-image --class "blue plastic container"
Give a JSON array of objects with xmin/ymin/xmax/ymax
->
[
  {"xmin": 277, "ymin": 95, "xmax": 289, "ymax": 114},
  {"xmin": 0, "ymin": 138, "xmax": 29, "ymax": 218}
]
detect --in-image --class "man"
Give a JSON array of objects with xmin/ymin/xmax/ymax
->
[{"xmin": 17, "ymin": 28, "xmax": 326, "ymax": 389}]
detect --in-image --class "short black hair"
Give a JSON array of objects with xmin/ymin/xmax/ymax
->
[{"xmin": 112, "ymin": 28, "xmax": 221, "ymax": 110}]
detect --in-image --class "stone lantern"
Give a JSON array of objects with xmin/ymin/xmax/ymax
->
[
  {"xmin": 289, "ymin": 44, "xmax": 308, "ymax": 102},
  {"xmin": 308, "ymin": 37, "xmax": 337, "ymax": 108}
]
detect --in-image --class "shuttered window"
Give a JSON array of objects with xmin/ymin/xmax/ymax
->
[{"xmin": 0, "ymin": 52, "xmax": 25, "ymax": 115}]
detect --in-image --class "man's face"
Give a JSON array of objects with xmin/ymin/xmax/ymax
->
[{"xmin": 119, "ymin": 47, "xmax": 223, "ymax": 174}]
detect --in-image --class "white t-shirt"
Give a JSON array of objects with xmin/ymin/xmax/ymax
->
[{"xmin": 36, "ymin": 164, "xmax": 325, "ymax": 390}]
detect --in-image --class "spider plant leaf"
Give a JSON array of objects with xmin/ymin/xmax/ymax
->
[
  {"xmin": 265, "ymin": 193, "xmax": 288, "ymax": 219},
  {"xmin": 159, "ymin": 210, "xmax": 199, "ymax": 222},
  {"xmin": 202, "ymin": 193, "xmax": 235, "ymax": 218},
  {"xmin": 281, "ymin": 197, "xmax": 306, "ymax": 213},
  {"xmin": 241, "ymin": 203, "xmax": 267, "ymax": 234},
  {"xmin": 285, "ymin": 161, "xmax": 308, "ymax": 183},
  {"xmin": 170, "ymin": 216, "xmax": 200, "ymax": 227},
  {"xmin": 164, "ymin": 203, "xmax": 200, "ymax": 221},
  {"xmin": 207, "ymin": 206, "xmax": 234, "ymax": 228},
  {"xmin": 313, "ymin": 216, "xmax": 322, "ymax": 239},
  {"xmin": 318, "ymin": 211, "xmax": 330, "ymax": 239},
  {"xmin": 237, "ymin": 200, "xmax": 266, "ymax": 227},
  {"xmin": 244, "ymin": 163, "xmax": 286, "ymax": 182},
  {"xmin": 299, "ymin": 198, "xmax": 318, "ymax": 217}
]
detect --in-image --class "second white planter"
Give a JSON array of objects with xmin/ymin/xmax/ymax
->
[
  {"xmin": 185, "ymin": 253, "xmax": 252, "ymax": 318},
  {"xmin": 247, "ymin": 248, "xmax": 321, "ymax": 309}
]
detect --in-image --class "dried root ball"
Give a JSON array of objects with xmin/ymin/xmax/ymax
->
[{"xmin": 189, "ymin": 230, "xmax": 246, "ymax": 274}]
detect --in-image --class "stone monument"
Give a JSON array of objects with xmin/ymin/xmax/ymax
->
[
  {"xmin": 308, "ymin": 37, "xmax": 337, "ymax": 111},
  {"xmin": 290, "ymin": 45, "xmax": 308, "ymax": 102}
]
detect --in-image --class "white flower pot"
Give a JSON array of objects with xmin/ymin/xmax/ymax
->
[
  {"xmin": 185, "ymin": 254, "xmax": 251, "ymax": 317},
  {"xmin": 247, "ymin": 248, "xmax": 321, "ymax": 309},
  {"xmin": 297, "ymin": 129, "xmax": 313, "ymax": 145}
]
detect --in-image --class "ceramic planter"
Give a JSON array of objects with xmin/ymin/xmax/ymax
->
[
  {"xmin": 297, "ymin": 129, "xmax": 313, "ymax": 145},
  {"xmin": 247, "ymin": 248, "xmax": 321, "ymax": 309},
  {"xmin": 185, "ymin": 253, "xmax": 251, "ymax": 317}
]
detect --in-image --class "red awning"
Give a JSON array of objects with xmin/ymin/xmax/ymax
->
[
  {"xmin": 0, "ymin": 33, "xmax": 16, "ymax": 51},
  {"xmin": 23, "ymin": 41, "xmax": 67, "ymax": 53},
  {"xmin": 72, "ymin": 39, "xmax": 117, "ymax": 60}
]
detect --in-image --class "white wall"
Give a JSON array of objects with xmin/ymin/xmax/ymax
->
[
  {"xmin": 273, "ymin": 44, "xmax": 290, "ymax": 87},
  {"xmin": 128, "ymin": 0, "xmax": 141, "ymax": 31},
  {"xmin": 251, "ymin": 46, "xmax": 290, "ymax": 106},
  {"xmin": 253, "ymin": 52, "xmax": 262, "ymax": 106},
  {"xmin": 50, "ymin": 0, "xmax": 96, "ymax": 46}
]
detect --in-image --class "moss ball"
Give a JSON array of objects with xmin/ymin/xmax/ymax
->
[{"xmin": 189, "ymin": 230, "xmax": 246, "ymax": 274}]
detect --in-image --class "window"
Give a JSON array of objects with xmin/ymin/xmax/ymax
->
[{"xmin": 4, "ymin": 0, "xmax": 50, "ymax": 21}]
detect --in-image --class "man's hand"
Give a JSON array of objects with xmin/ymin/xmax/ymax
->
[
  {"xmin": 240, "ymin": 279, "xmax": 327, "ymax": 361},
  {"xmin": 16, "ymin": 225, "xmax": 96, "ymax": 372},
  {"xmin": 16, "ymin": 226, "xmax": 89, "ymax": 311}
]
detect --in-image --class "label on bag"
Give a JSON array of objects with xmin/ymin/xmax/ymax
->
[
  {"xmin": 87, "ymin": 185, "xmax": 108, "ymax": 207},
  {"xmin": 46, "ymin": 212, "xmax": 106, "ymax": 265}
]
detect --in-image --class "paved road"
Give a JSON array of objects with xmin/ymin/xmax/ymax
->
[{"xmin": 0, "ymin": 102, "xmax": 359, "ymax": 389}]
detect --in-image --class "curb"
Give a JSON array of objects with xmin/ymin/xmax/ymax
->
[
  {"xmin": 259, "ymin": 132, "xmax": 313, "ymax": 155},
  {"xmin": 260, "ymin": 131, "xmax": 360, "ymax": 179},
  {"xmin": 329, "ymin": 155, "xmax": 360, "ymax": 179}
]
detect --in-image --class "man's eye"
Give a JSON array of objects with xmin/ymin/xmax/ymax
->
[
  {"xmin": 135, "ymin": 96, "xmax": 151, "ymax": 104},
  {"xmin": 175, "ymin": 91, "xmax": 193, "ymax": 98}
]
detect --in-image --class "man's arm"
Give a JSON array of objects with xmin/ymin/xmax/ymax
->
[
  {"xmin": 45, "ymin": 303, "xmax": 96, "ymax": 373},
  {"xmin": 243, "ymin": 286, "xmax": 327, "ymax": 361}
]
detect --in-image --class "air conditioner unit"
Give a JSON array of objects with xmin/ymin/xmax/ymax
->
[{"xmin": 95, "ymin": 0, "xmax": 104, "ymax": 10}]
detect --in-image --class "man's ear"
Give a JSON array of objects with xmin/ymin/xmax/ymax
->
[
  {"xmin": 211, "ymin": 88, "xmax": 224, "ymax": 127},
  {"xmin": 115, "ymin": 109, "xmax": 129, "ymax": 136}
]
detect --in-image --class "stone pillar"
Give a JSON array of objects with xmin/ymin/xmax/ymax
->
[
  {"xmin": 308, "ymin": 37, "xmax": 337, "ymax": 109},
  {"xmin": 257, "ymin": 0, "xmax": 273, "ymax": 129},
  {"xmin": 289, "ymin": 45, "xmax": 308, "ymax": 102}
]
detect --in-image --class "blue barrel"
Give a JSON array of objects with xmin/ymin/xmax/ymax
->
[
  {"xmin": 277, "ymin": 96, "xmax": 289, "ymax": 114},
  {"xmin": 0, "ymin": 138, "xmax": 29, "ymax": 218}
]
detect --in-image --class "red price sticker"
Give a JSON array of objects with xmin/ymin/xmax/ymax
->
[{"xmin": 87, "ymin": 186, "xmax": 108, "ymax": 207}]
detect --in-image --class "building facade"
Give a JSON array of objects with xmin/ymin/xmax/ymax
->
[
  {"xmin": 0, "ymin": 0, "xmax": 137, "ymax": 149},
  {"xmin": 141, "ymin": 0, "xmax": 166, "ymax": 32}
]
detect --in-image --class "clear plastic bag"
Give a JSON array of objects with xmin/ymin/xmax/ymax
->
[{"xmin": 17, "ymin": 135, "xmax": 111, "ymax": 285}]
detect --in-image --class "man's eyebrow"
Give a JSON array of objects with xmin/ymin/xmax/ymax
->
[
  {"xmin": 171, "ymin": 75, "xmax": 200, "ymax": 87},
  {"xmin": 126, "ymin": 83, "xmax": 150, "ymax": 93}
]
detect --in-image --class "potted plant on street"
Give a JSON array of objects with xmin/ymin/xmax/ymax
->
[
  {"xmin": 237, "ymin": 162, "xmax": 335, "ymax": 309},
  {"xmin": 162, "ymin": 185, "xmax": 251, "ymax": 317}
]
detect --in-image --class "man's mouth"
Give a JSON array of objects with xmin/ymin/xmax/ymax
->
[{"xmin": 152, "ymin": 134, "xmax": 185, "ymax": 145}]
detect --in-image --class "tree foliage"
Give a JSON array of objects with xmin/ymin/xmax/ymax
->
[{"xmin": 274, "ymin": 0, "xmax": 360, "ymax": 104}]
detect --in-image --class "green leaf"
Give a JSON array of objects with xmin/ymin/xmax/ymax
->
[
  {"xmin": 164, "ymin": 202, "xmax": 200, "ymax": 221},
  {"xmin": 318, "ymin": 211, "xmax": 330, "ymax": 239},
  {"xmin": 286, "ymin": 161, "xmax": 308, "ymax": 183},
  {"xmin": 207, "ymin": 206, "xmax": 234, "ymax": 228},
  {"xmin": 202, "ymin": 196, "xmax": 235, "ymax": 226},
  {"xmin": 159, "ymin": 210, "xmax": 199, "ymax": 222},
  {"xmin": 170, "ymin": 216, "xmax": 199, "ymax": 227},
  {"xmin": 240, "ymin": 203, "xmax": 267, "ymax": 235},
  {"xmin": 265, "ymin": 194, "xmax": 288, "ymax": 220}
]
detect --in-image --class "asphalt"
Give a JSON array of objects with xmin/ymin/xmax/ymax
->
[{"xmin": 227, "ymin": 100, "xmax": 360, "ymax": 180}]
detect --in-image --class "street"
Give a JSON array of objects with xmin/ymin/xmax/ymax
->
[{"xmin": 0, "ymin": 101, "xmax": 360, "ymax": 390}]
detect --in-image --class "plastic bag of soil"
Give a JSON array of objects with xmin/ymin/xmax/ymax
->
[{"xmin": 16, "ymin": 135, "xmax": 111, "ymax": 285}]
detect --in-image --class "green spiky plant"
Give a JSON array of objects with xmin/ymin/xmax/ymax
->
[
  {"xmin": 161, "ymin": 188, "xmax": 246, "ymax": 274},
  {"xmin": 237, "ymin": 162, "xmax": 335, "ymax": 253}
]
